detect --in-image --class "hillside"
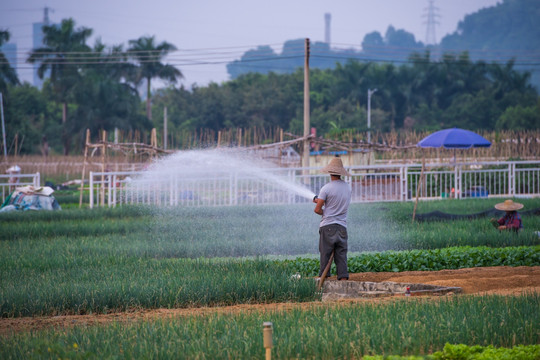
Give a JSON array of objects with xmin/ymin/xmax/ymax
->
[{"xmin": 441, "ymin": 0, "xmax": 540, "ymax": 89}]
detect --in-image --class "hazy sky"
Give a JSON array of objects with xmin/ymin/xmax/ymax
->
[{"xmin": 1, "ymin": 0, "xmax": 501, "ymax": 87}]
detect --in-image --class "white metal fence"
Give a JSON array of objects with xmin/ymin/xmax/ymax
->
[
  {"xmin": 0, "ymin": 173, "xmax": 41, "ymax": 204},
  {"xmin": 88, "ymin": 161, "xmax": 540, "ymax": 208}
]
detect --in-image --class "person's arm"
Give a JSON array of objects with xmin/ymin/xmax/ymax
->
[
  {"xmin": 314, "ymin": 198, "xmax": 325, "ymax": 215},
  {"xmin": 506, "ymin": 216, "xmax": 521, "ymax": 230},
  {"xmin": 495, "ymin": 215, "xmax": 506, "ymax": 230}
]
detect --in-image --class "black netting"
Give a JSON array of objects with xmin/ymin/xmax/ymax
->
[{"xmin": 415, "ymin": 207, "xmax": 540, "ymax": 222}]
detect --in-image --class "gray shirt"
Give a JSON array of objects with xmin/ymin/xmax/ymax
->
[{"xmin": 317, "ymin": 179, "xmax": 351, "ymax": 228}]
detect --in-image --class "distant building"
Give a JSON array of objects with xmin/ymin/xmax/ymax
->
[
  {"xmin": 0, "ymin": 42, "xmax": 17, "ymax": 71},
  {"xmin": 324, "ymin": 13, "xmax": 331, "ymax": 45},
  {"xmin": 32, "ymin": 7, "xmax": 54, "ymax": 88}
]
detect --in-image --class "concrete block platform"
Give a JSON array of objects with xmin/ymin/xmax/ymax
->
[{"xmin": 321, "ymin": 280, "xmax": 462, "ymax": 301}]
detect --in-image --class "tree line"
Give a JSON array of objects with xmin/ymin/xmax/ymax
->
[
  {"xmin": 0, "ymin": 17, "xmax": 539, "ymax": 156},
  {"xmin": 153, "ymin": 52, "xmax": 540, "ymax": 139}
]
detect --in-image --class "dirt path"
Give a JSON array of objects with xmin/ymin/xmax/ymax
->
[
  {"xmin": 2, "ymin": 266, "xmax": 539, "ymax": 336},
  {"xmin": 347, "ymin": 265, "xmax": 540, "ymax": 295}
]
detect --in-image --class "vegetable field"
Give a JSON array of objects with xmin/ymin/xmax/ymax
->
[{"xmin": 1, "ymin": 197, "xmax": 539, "ymax": 358}]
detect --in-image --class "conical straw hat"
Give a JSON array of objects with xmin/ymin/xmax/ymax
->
[
  {"xmin": 494, "ymin": 199, "xmax": 523, "ymax": 211},
  {"xmin": 321, "ymin": 157, "xmax": 351, "ymax": 177}
]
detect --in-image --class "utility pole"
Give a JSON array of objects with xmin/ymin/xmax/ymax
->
[
  {"xmin": 0, "ymin": 93, "xmax": 6, "ymax": 162},
  {"xmin": 303, "ymin": 38, "xmax": 310, "ymax": 169},
  {"xmin": 367, "ymin": 88, "xmax": 377, "ymax": 143}
]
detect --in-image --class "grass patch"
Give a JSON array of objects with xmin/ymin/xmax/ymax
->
[
  {"xmin": 0, "ymin": 251, "xmax": 317, "ymax": 317},
  {"xmin": 1, "ymin": 199, "xmax": 539, "ymax": 317},
  {"xmin": 1, "ymin": 294, "xmax": 538, "ymax": 358}
]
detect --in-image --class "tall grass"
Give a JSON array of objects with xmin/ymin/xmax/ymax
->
[
  {"xmin": 1, "ymin": 294, "xmax": 538, "ymax": 358},
  {"xmin": 0, "ymin": 247, "xmax": 317, "ymax": 317}
]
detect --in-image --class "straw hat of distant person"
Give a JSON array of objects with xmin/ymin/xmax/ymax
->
[
  {"xmin": 321, "ymin": 157, "xmax": 351, "ymax": 177},
  {"xmin": 494, "ymin": 199, "xmax": 524, "ymax": 211}
]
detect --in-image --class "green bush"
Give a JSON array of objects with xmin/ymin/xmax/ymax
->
[{"xmin": 364, "ymin": 344, "xmax": 540, "ymax": 359}]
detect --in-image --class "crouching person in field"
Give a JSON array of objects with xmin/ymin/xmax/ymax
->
[{"xmin": 490, "ymin": 199, "xmax": 523, "ymax": 233}]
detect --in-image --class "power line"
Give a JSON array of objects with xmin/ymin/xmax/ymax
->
[{"xmin": 2, "ymin": 42, "xmax": 540, "ymax": 71}]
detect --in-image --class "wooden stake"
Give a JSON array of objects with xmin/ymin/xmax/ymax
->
[
  {"xmin": 79, "ymin": 129, "xmax": 90, "ymax": 208},
  {"xmin": 14, "ymin": 133, "xmax": 18, "ymax": 157}
]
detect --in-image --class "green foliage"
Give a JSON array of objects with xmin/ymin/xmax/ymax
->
[
  {"xmin": 0, "ymin": 29, "xmax": 19, "ymax": 93},
  {"xmin": 365, "ymin": 356, "xmax": 430, "ymax": 360},
  {"xmin": 496, "ymin": 104, "xmax": 540, "ymax": 130},
  {"xmin": 284, "ymin": 246, "xmax": 540, "ymax": 277},
  {"xmin": 128, "ymin": 35, "xmax": 181, "ymax": 121},
  {"xmin": 153, "ymin": 52, "xmax": 539, "ymax": 135},
  {"xmin": 441, "ymin": 0, "xmax": 540, "ymax": 89},
  {"xmin": 364, "ymin": 344, "xmax": 540, "ymax": 360},
  {"xmin": 27, "ymin": 18, "xmax": 93, "ymax": 155},
  {"xmin": 3, "ymin": 84, "xmax": 49, "ymax": 154},
  {"xmin": 433, "ymin": 343, "xmax": 540, "ymax": 360},
  {"xmin": 1, "ymin": 295, "xmax": 538, "ymax": 358}
]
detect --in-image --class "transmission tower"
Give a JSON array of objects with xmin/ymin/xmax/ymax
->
[{"xmin": 423, "ymin": 0, "xmax": 440, "ymax": 45}]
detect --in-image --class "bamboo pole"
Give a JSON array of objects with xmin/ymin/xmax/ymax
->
[
  {"xmin": 412, "ymin": 154, "xmax": 425, "ymax": 222},
  {"xmin": 100, "ymin": 130, "xmax": 107, "ymax": 206}
]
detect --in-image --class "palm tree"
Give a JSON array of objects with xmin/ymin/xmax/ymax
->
[
  {"xmin": 0, "ymin": 30, "xmax": 19, "ymax": 93},
  {"xmin": 128, "ymin": 36, "xmax": 182, "ymax": 120},
  {"xmin": 27, "ymin": 18, "xmax": 92, "ymax": 155},
  {"xmin": 72, "ymin": 41, "xmax": 148, "ymax": 137}
]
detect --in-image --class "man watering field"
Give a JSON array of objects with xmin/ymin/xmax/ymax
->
[{"xmin": 313, "ymin": 157, "xmax": 352, "ymax": 280}]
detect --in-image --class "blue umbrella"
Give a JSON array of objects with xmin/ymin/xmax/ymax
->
[
  {"xmin": 417, "ymin": 128, "xmax": 491, "ymax": 149},
  {"xmin": 412, "ymin": 128, "xmax": 491, "ymax": 221}
]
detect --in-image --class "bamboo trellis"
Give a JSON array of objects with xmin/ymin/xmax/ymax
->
[{"xmin": 79, "ymin": 128, "xmax": 172, "ymax": 207}]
